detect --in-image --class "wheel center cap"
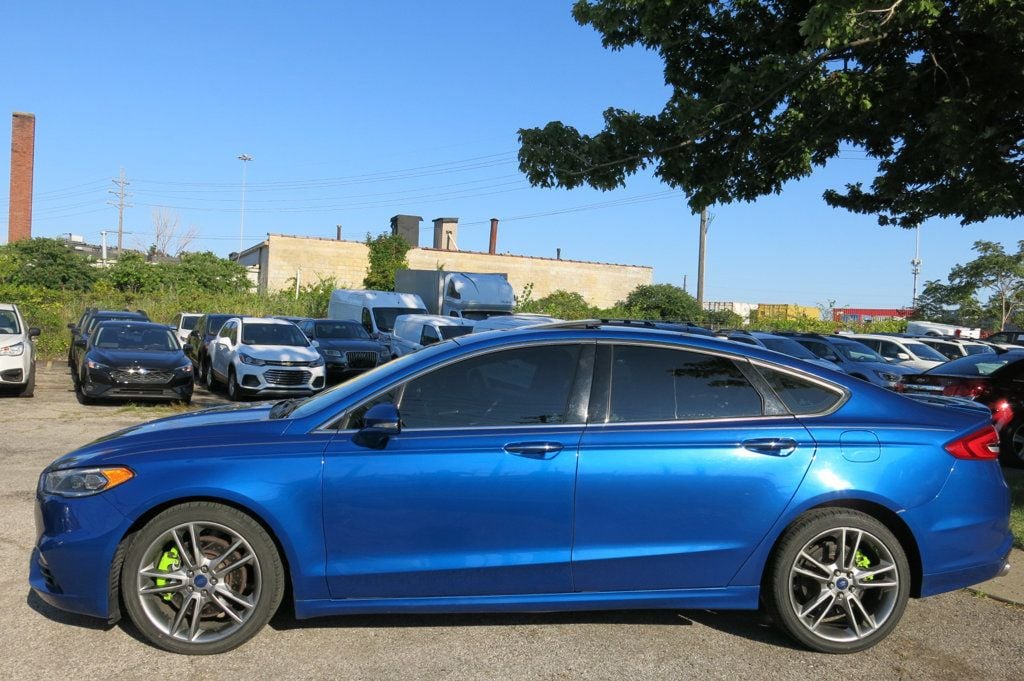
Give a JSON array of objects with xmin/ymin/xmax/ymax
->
[
  {"xmin": 194, "ymin": 574, "xmax": 208, "ymax": 588},
  {"xmin": 836, "ymin": 577, "xmax": 850, "ymax": 591}
]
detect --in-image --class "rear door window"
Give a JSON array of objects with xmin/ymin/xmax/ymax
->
[
  {"xmin": 607, "ymin": 345, "xmax": 764, "ymax": 422},
  {"xmin": 757, "ymin": 366, "xmax": 845, "ymax": 415}
]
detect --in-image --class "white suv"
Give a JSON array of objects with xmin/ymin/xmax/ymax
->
[
  {"xmin": 0, "ymin": 303, "xmax": 40, "ymax": 397},
  {"xmin": 204, "ymin": 317, "xmax": 326, "ymax": 400}
]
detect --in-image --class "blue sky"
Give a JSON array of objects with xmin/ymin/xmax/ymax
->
[{"xmin": 1, "ymin": 1, "xmax": 1017, "ymax": 308}]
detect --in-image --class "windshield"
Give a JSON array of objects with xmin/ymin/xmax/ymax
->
[
  {"xmin": 316, "ymin": 321, "xmax": 370, "ymax": 339},
  {"xmin": 87, "ymin": 314, "xmax": 145, "ymax": 333},
  {"xmin": 833, "ymin": 340, "xmax": 886, "ymax": 363},
  {"xmin": 0, "ymin": 310, "xmax": 21, "ymax": 335},
  {"xmin": 94, "ymin": 326, "xmax": 178, "ymax": 351},
  {"xmin": 373, "ymin": 307, "xmax": 428, "ymax": 332},
  {"xmin": 205, "ymin": 314, "xmax": 235, "ymax": 335},
  {"xmin": 903, "ymin": 341, "xmax": 947, "ymax": 361},
  {"xmin": 242, "ymin": 323, "xmax": 309, "ymax": 346},
  {"xmin": 929, "ymin": 352, "xmax": 1023, "ymax": 377},
  {"xmin": 440, "ymin": 326, "xmax": 474, "ymax": 340},
  {"xmin": 964, "ymin": 344, "xmax": 995, "ymax": 355},
  {"xmin": 289, "ymin": 340, "xmax": 454, "ymax": 421},
  {"xmin": 179, "ymin": 316, "xmax": 199, "ymax": 331},
  {"xmin": 761, "ymin": 337, "xmax": 818, "ymax": 360}
]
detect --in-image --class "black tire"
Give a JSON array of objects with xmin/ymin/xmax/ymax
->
[
  {"xmin": 226, "ymin": 367, "xmax": 243, "ymax": 401},
  {"xmin": 763, "ymin": 508, "xmax": 910, "ymax": 654},
  {"xmin": 75, "ymin": 372, "xmax": 96, "ymax": 405},
  {"xmin": 120, "ymin": 501, "xmax": 285, "ymax": 655},
  {"xmin": 1000, "ymin": 417, "xmax": 1024, "ymax": 468},
  {"xmin": 203, "ymin": 359, "xmax": 219, "ymax": 390},
  {"xmin": 18, "ymin": 363, "xmax": 35, "ymax": 397}
]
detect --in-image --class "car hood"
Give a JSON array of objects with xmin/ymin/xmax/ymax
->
[
  {"xmin": 316, "ymin": 339, "xmax": 381, "ymax": 352},
  {"xmin": 49, "ymin": 402, "xmax": 290, "ymax": 470},
  {"xmin": 850, "ymin": 360, "xmax": 917, "ymax": 375},
  {"xmin": 0, "ymin": 332, "xmax": 25, "ymax": 346},
  {"xmin": 89, "ymin": 348, "xmax": 187, "ymax": 370},
  {"xmin": 239, "ymin": 344, "xmax": 320, "ymax": 361}
]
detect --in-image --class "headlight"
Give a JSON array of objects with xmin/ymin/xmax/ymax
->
[
  {"xmin": 321, "ymin": 349, "xmax": 341, "ymax": 358},
  {"xmin": 0, "ymin": 341, "xmax": 24, "ymax": 356},
  {"xmin": 379, "ymin": 349, "xmax": 390, "ymax": 361},
  {"xmin": 176, "ymin": 363, "xmax": 193, "ymax": 373},
  {"xmin": 310, "ymin": 355, "xmax": 325, "ymax": 367},
  {"xmin": 86, "ymin": 359, "xmax": 109, "ymax": 370},
  {"xmin": 43, "ymin": 466, "xmax": 134, "ymax": 497},
  {"xmin": 875, "ymin": 370, "xmax": 901, "ymax": 382},
  {"xmin": 239, "ymin": 353, "xmax": 266, "ymax": 366}
]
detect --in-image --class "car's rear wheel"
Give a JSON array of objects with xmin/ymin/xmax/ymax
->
[
  {"xmin": 121, "ymin": 502, "xmax": 284, "ymax": 655},
  {"xmin": 763, "ymin": 508, "xmax": 910, "ymax": 654},
  {"xmin": 1000, "ymin": 417, "xmax": 1024, "ymax": 468},
  {"xmin": 203, "ymin": 359, "xmax": 219, "ymax": 390}
]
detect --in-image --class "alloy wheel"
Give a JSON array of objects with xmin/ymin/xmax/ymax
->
[
  {"xmin": 787, "ymin": 526, "xmax": 900, "ymax": 644},
  {"xmin": 134, "ymin": 521, "xmax": 262, "ymax": 645}
]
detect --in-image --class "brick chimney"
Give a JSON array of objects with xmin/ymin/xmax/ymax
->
[
  {"xmin": 8, "ymin": 112, "xmax": 35, "ymax": 243},
  {"xmin": 432, "ymin": 217, "xmax": 458, "ymax": 251},
  {"xmin": 390, "ymin": 214, "xmax": 422, "ymax": 249},
  {"xmin": 488, "ymin": 218, "xmax": 498, "ymax": 254}
]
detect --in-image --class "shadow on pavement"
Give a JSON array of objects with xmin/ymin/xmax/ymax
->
[{"xmin": 26, "ymin": 590, "xmax": 115, "ymax": 632}]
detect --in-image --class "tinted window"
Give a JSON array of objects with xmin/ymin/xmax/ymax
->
[
  {"xmin": 373, "ymin": 307, "xmax": 428, "ymax": 333},
  {"xmin": 903, "ymin": 342, "xmax": 947, "ymax": 361},
  {"xmin": 729, "ymin": 336, "xmax": 759, "ymax": 345},
  {"xmin": 608, "ymin": 346, "xmax": 763, "ymax": 422},
  {"xmin": 440, "ymin": 326, "xmax": 473, "ymax": 340},
  {"xmin": 316, "ymin": 321, "xmax": 369, "ymax": 339},
  {"xmin": 964, "ymin": 344, "xmax": 995, "ymax": 355},
  {"xmin": 760, "ymin": 337, "xmax": 818, "ymax": 360},
  {"xmin": 921, "ymin": 340, "xmax": 960, "ymax": 360},
  {"xmin": 94, "ymin": 326, "xmax": 178, "ymax": 351},
  {"xmin": 205, "ymin": 314, "xmax": 233, "ymax": 336},
  {"xmin": 0, "ymin": 310, "xmax": 20, "ymax": 334},
  {"xmin": 400, "ymin": 345, "xmax": 582, "ymax": 428},
  {"xmin": 241, "ymin": 323, "xmax": 309, "ymax": 346},
  {"xmin": 929, "ymin": 353, "xmax": 1024, "ymax": 377},
  {"xmin": 420, "ymin": 326, "xmax": 440, "ymax": 345},
  {"xmin": 758, "ymin": 366, "xmax": 844, "ymax": 414},
  {"xmin": 832, "ymin": 340, "xmax": 885, "ymax": 363},
  {"xmin": 345, "ymin": 388, "xmax": 401, "ymax": 430},
  {"xmin": 179, "ymin": 316, "xmax": 199, "ymax": 331}
]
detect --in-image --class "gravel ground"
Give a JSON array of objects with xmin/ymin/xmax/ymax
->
[{"xmin": 2, "ymin": 366, "xmax": 1022, "ymax": 680}]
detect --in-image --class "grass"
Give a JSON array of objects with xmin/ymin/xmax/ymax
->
[
  {"xmin": 115, "ymin": 401, "xmax": 194, "ymax": 418},
  {"xmin": 1005, "ymin": 467, "xmax": 1024, "ymax": 550}
]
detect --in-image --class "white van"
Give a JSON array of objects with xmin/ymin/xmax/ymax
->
[
  {"xmin": 327, "ymin": 290, "xmax": 427, "ymax": 352},
  {"xmin": 391, "ymin": 314, "xmax": 474, "ymax": 357}
]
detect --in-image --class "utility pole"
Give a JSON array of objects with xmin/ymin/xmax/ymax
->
[
  {"xmin": 238, "ymin": 154, "xmax": 253, "ymax": 252},
  {"xmin": 107, "ymin": 168, "xmax": 132, "ymax": 256},
  {"xmin": 911, "ymin": 226, "xmax": 922, "ymax": 309},
  {"xmin": 696, "ymin": 208, "xmax": 709, "ymax": 309}
]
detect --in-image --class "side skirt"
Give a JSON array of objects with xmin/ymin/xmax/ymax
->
[{"xmin": 294, "ymin": 586, "xmax": 760, "ymax": 620}]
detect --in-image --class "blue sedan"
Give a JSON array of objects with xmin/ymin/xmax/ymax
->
[{"xmin": 30, "ymin": 324, "xmax": 1012, "ymax": 654}]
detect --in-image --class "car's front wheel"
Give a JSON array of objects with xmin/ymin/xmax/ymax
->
[
  {"xmin": 763, "ymin": 508, "xmax": 910, "ymax": 654},
  {"xmin": 120, "ymin": 502, "xmax": 284, "ymax": 655},
  {"xmin": 203, "ymin": 359, "xmax": 219, "ymax": 390}
]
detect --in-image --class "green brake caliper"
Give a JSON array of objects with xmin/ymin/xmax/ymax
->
[
  {"xmin": 855, "ymin": 549, "xmax": 873, "ymax": 581},
  {"xmin": 156, "ymin": 547, "xmax": 181, "ymax": 602}
]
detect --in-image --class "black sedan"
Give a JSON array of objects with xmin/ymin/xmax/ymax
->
[
  {"xmin": 297, "ymin": 318, "xmax": 389, "ymax": 381},
  {"xmin": 900, "ymin": 349, "xmax": 1024, "ymax": 466},
  {"xmin": 75, "ymin": 321, "xmax": 194, "ymax": 404}
]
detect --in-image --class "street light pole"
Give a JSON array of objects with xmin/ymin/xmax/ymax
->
[
  {"xmin": 238, "ymin": 154, "xmax": 253, "ymax": 252},
  {"xmin": 911, "ymin": 226, "xmax": 922, "ymax": 309}
]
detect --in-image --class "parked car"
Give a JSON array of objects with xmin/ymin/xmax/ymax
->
[
  {"xmin": 67, "ymin": 307, "xmax": 97, "ymax": 367},
  {"xmin": 985, "ymin": 330, "xmax": 1024, "ymax": 348},
  {"xmin": 844, "ymin": 334, "xmax": 948, "ymax": 371},
  {"xmin": 296, "ymin": 318, "xmax": 390, "ymax": 380},
  {"xmin": 327, "ymin": 289, "xmax": 427, "ymax": 355},
  {"xmin": 900, "ymin": 349, "xmax": 1024, "ymax": 467},
  {"xmin": 186, "ymin": 313, "xmax": 242, "ymax": 382},
  {"xmin": 0, "ymin": 303, "xmax": 40, "ymax": 397},
  {"xmin": 913, "ymin": 335, "xmax": 996, "ymax": 360},
  {"xmin": 905, "ymin": 320, "xmax": 981, "ymax": 338},
  {"xmin": 70, "ymin": 309, "xmax": 151, "ymax": 380},
  {"xmin": 204, "ymin": 316, "xmax": 326, "ymax": 400},
  {"xmin": 74, "ymin": 321, "xmax": 193, "ymax": 404},
  {"xmin": 777, "ymin": 333, "xmax": 917, "ymax": 389},
  {"xmin": 31, "ymin": 324, "xmax": 1011, "ymax": 655},
  {"xmin": 727, "ymin": 331, "xmax": 844, "ymax": 372},
  {"xmin": 170, "ymin": 312, "xmax": 201, "ymax": 347},
  {"xmin": 391, "ymin": 314, "xmax": 474, "ymax": 356}
]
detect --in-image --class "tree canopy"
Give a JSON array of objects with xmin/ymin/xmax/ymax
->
[
  {"xmin": 518, "ymin": 1, "xmax": 1024, "ymax": 227},
  {"xmin": 0, "ymin": 238, "xmax": 97, "ymax": 290},
  {"xmin": 363, "ymin": 232, "xmax": 411, "ymax": 291}
]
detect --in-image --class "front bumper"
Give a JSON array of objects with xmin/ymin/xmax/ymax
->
[
  {"xmin": 29, "ymin": 490, "xmax": 130, "ymax": 621},
  {"xmin": 82, "ymin": 367, "xmax": 193, "ymax": 401},
  {"xmin": 236, "ymin": 362, "xmax": 326, "ymax": 395},
  {"xmin": 0, "ymin": 350, "xmax": 31, "ymax": 386}
]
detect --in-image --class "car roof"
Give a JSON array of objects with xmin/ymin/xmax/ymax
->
[
  {"xmin": 0, "ymin": 303, "xmax": 15, "ymax": 311},
  {"xmin": 93, "ymin": 320, "xmax": 169, "ymax": 330},
  {"xmin": 237, "ymin": 316, "xmax": 297, "ymax": 325}
]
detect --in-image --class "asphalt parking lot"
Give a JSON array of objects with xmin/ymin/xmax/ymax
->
[{"xmin": 2, "ymin": 366, "xmax": 1023, "ymax": 680}]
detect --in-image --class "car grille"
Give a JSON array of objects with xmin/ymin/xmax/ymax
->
[
  {"xmin": 346, "ymin": 351, "xmax": 378, "ymax": 369},
  {"xmin": 263, "ymin": 359, "xmax": 315, "ymax": 367},
  {"xmin": 264, "ymin": 369, "xmax": 311, "ymax": 386},
  {"xmin": 111, "ymin": 369, "xmax": 173, "ymax": 384}
]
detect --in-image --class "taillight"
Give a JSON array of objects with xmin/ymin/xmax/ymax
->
[
  {"xmin": 942, "ymin": 379, "xmax": 988, "ymax": 399},
  {"xmin": 944, "ymin": 425, "xmax": 1001, "ymax": 460},
  {"xmin": 991, "ymin": 399, "xmax": 1015, "ymax": 431}
]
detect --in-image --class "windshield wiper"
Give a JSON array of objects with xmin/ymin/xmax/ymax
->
[{"xmin": 269, "ymin": 398, "xmax": 304, "ymax": 419}]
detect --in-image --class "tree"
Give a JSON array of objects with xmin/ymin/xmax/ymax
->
[
  {"xmin": 107, "ymin": 252, "xmax": 164, "ymax": 294},
  {"xmin": 149, "ymin": 207, "xmax": 198, "ymax": 257},
  {"xmin": 946, "ymin": 240, "xmax": 1024, "ymax": 330},
  {"xmin": 162, "ymin": 251, "xmax": 251, "ymax": 294},
  {"xmin": 520, "ymin": 289, "xmax": 596, "ymax": 319},
  {"xmin": 363, "ymin": 232, "xmax": 410, "ymax": 291},
  {"xmin": 621, "ymin": 283, "xmax": 702, "ymax": 321},
  {"xmin": 701, "ymin": 308, "xmax": 744, "ymax": 328},
  {"xmin": 517, "ymin": 1, "xmax": 1024, "ymax": 227},
  {"xmin": 0, "ymin": 238, "xmax": 97, "ymax": 290}
]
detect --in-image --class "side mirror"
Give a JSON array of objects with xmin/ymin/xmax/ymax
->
[
  {"xmin": 67, "ymin": 323, "xmax": 77, "ymax": 331},
  {"xmin": 825, "ymin": 354, "xmax": 840, "ymax": 363},
  {"xmin": 353, "ymin": 403, "xmax": 401, "ymax": 450},
  {"xmin": 29, "ymin": 327, "xmax": 40, "ymax": 338},
  {"xmin": 74, "ymin": 338, "xmax": 87, "ymax": 348},
  {"xmin": 896, "ymin": 352, "xmax": 911, "ymax": 360}
]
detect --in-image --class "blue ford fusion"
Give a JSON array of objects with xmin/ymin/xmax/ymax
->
[{"xmin": 30, "ymin": 324, "xmax": 1012, "ymax": 654}]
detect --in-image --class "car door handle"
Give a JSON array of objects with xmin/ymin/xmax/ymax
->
[
  {"xmin": 503, "ymin": 442, "xmax": 564, "ymax": 460},
  {"xmin": 741, "ymin": 438, "xmax": 798, "ymax": 456}
]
